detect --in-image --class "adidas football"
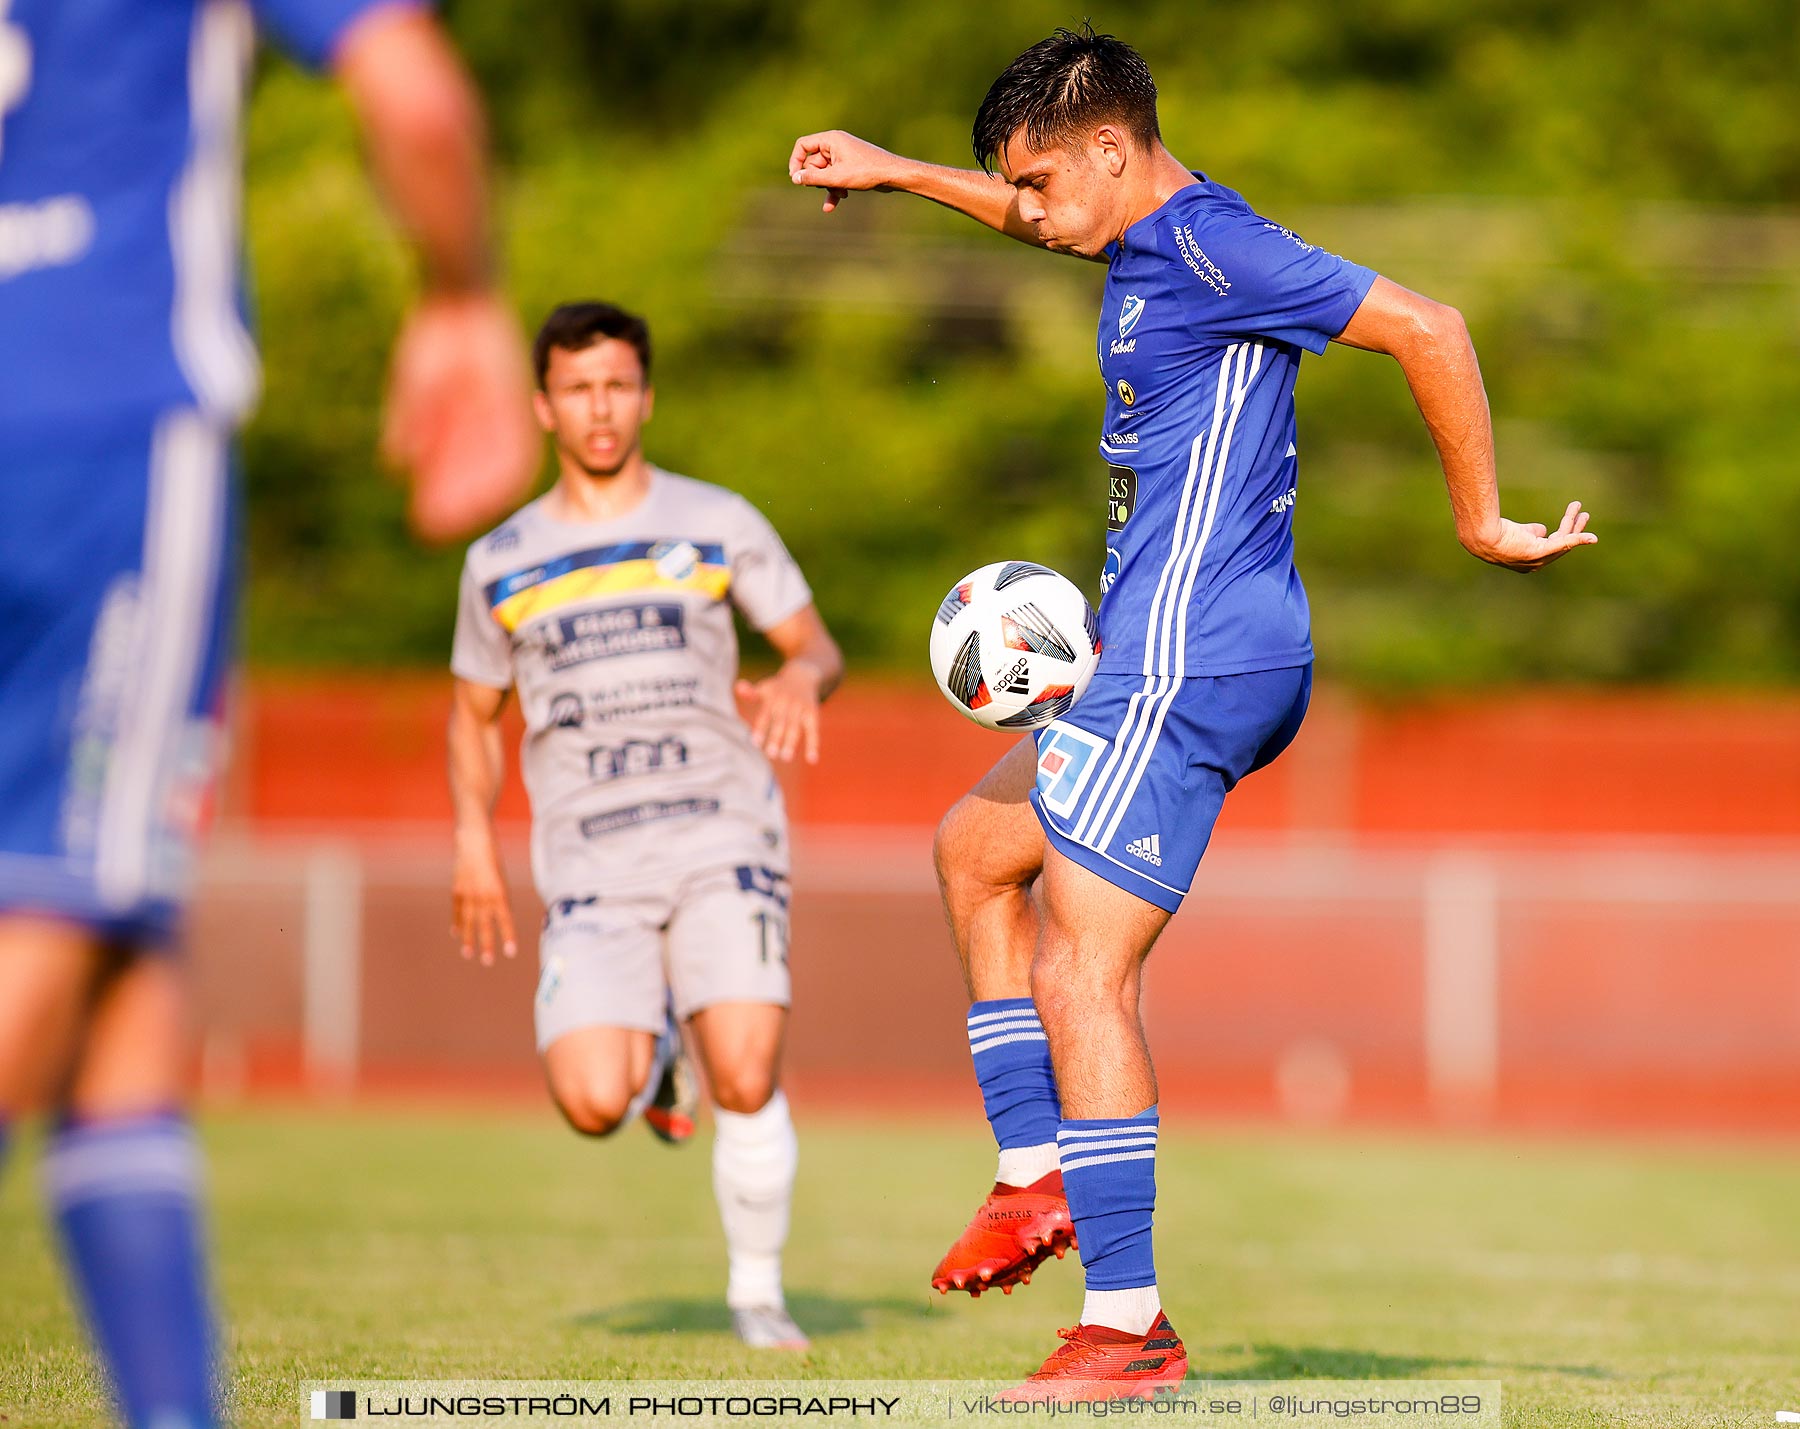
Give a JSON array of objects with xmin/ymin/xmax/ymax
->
[{"xmin": 929, "ymin": 561, "xmax": 1102, "ymax": 731}]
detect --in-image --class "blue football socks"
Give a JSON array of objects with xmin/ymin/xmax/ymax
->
[
  {"xmin": 44, "ymin": 1112, "xmax": 220, "ymax": 1429},
  {"xmin": 966, "ymin": 999, "xmax": 1062, "ymax": 1185},
  {"xmin": 1059, "ymin": 1105, "xmax": 1162, "ymax": 1331}
]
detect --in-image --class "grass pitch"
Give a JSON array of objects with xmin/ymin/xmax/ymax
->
[{"xmin": 2, "ymin": 1106, "xmax": 1797, "ymax": 1427}]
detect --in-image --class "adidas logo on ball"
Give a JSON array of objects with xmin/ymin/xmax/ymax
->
[
  {"xmin": 1125, "ymin": 834, "xmax": 1163, "ymax": 866},
  {"xmin": 997, "ymin": 656, "xmax": 1032, "ymax": 694}
]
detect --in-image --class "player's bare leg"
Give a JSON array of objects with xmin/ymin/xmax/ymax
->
[
  {"xmin": 933, "ymin": 737, "xmax": 1045, "ymax": 1000},
  {"xmin": 0, "ymin": 919, "xmax": 108, "ymax": 1115},
  {"xmin": 0, "ymin": 920, "xmax": 223, "ymax": 1426},
  {"xmin": 931, "ymin": 739, "xmax": 1075, "ymax": 1295},
  {"xmin": 542, "ymin": 1026, "xmax": 661, "ymax": 1137},
  {"xmin": 686, "ymin": 1002, "xmax": 805, "ymax": 1349},
  {"xmin": 1032, "ymin": 851, "xmax": 1167, "ymax": 1118},
  {"xmin": 998, "ymin": 846, "xmax": 1186, "ymax": 1400}
]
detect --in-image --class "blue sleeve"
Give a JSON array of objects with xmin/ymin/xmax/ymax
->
[
  {"xmin": 1173, "ymin": 210, "xmax": 1377, "ymax": 354},
  {"xmin": 250, "ymin": 0, "xmax": 427, "ymax": 70}
]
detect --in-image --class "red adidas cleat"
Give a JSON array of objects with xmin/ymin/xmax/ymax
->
[
  {"xmin": 999, "ymin": 1312, "xmax": 1188, "ymax": 1403},
  {"xmin": 930, "ymin": 1168, "xmax": 1075, "ymax": 1296}
]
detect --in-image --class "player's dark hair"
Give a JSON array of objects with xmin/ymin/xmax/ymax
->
[
  {"xmin": 972, "ymin": 24, "xmax": 1160, "ymax": 172},
  {"xmin": 532, "ymin": 301, "xmax": 653, "ymax": 388}
]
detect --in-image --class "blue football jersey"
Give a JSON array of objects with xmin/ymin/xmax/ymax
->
[
  {"xmin": 0, "ymin": 0, "xmax": 402, "ymax": 433},
  {"xmin": 1093, "ymin": 176, "xmax": 1376, "ymax": 678}
]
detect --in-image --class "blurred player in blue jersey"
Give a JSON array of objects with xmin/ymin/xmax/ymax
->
[
  {"xmin": 0, "ymin": 2, "xmax": 536, "ymax": 1424},
  {"xmin": 791, "ymin": 27, "xmax": 1596, "ymax": 1400}
]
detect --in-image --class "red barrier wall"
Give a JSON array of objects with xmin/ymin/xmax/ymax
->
[
  {"xmin": 230, "ymin": 674, "xmax": 1800, "ymax": 837},
  {"xmin": 201, "ymin": 676, "xmax": 1800, "ymax": 1135}
]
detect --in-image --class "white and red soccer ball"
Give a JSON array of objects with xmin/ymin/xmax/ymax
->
[{"xmin": 929, "ymin": 561, "xmax": 1101, "ymax": 731}]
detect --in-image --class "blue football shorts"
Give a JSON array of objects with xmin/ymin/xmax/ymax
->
[
  {"xmin": 0, "ymin": 410, "xmax": 236, "ymax": 944},
  {"xmin": 1030, "ymin": 664, "xmax": 1312, "ymax": 912}
]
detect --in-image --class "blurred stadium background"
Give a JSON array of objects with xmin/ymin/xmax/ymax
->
[{"xmin": 211, "ymin": 0, "xmax": 1800, "ymax": 1134}]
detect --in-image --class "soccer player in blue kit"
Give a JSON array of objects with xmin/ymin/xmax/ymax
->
[
  {"xmin": 0, "ymin": 3, "xmax": 536, "ymax": 1425},
  {"xmin": 791, "ymin": 27, "xmax": 1597, "ymax": 1399}
]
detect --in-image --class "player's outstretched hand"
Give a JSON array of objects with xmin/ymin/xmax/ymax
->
[
  {"xmin": 1468, "ymin": 501, "xmax": 1598, "ymax": 572},
  {"xmin": 736, "ymin": 665, "xmax": 825, "ymax": 765},
  {"xmin": 788, "ymin": 130, "xmax": 899, "ymax": 213},
  {"xmin": 452, "ymin": 845, "xmax": 517, "ymax": 967},
  {"xmin": 382, "ymin": 291, "xmax": 540, "ymax": 543}
]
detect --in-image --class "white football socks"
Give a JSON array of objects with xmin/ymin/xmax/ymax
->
[
  {"xmin": 1081, "ymin": 1284, "xmax": 1163, "ymax": 1336},
  {"xmin": 996, "ymin": 1141, "xmax": 1061, "ymax": 1188},
  {"xmin": 712, "ymin": 1089, "xmax": 798, "ymax": 1312}
]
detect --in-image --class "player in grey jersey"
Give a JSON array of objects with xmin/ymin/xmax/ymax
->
[{"xmin": 448, "ymin": 302, "xmax": 843, "ymax": 1349}]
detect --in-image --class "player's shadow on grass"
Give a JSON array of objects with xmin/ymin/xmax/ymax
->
[
  {"xmin": 1217, "ymin": 1344, "xmax": 1612, "ymax": 1381},
  {"xmin": 576, "ymin": 1293, "xmax": 938, "ymax": 1339}
]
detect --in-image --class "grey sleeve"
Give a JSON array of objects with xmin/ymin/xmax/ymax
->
[
  {"xmin": 728, "ymin": 497, "xmax": 813, "ymax": 633},
  {"xmin": 450, "ymin": 557, "xmax": 514, "ymax": 688}
]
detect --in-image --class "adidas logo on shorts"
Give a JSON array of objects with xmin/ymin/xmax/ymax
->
[{"xmin": 1125, "ymin": 833, "xmax": 1163, "ymax": 866}]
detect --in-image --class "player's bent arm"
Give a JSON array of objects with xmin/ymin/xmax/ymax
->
[
  {"xmin": 334, "ymin": 5, "xmax": 495, "ymax": 294},
  {"xmin": 333, "ymin": 5, "xmax": 538, "ymax": 541},
  {"xmin": 1334, "ymin": 276, "xmax": 1597, "ymax": 573},
  {"xmin": 736, "ymin": 604, "xmax": 843, "ymax": 766},
  {"xmin": 447, "ymin": 677, "xmax": 517, "ymax": 963},
  {"xmin": 764, "ymin": 604, "xmax": 844, "ymax": 702},
  {"xmin": 788, "ymin": 131, "xmax": 1050, "ymax": 251}
]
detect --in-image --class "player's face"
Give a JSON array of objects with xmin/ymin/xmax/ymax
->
[
  {"xmin": 998, "ymin": 130, "xmax": 1126, "ymax": 258},
  {"xmin": 534, "ymin": 339, "xmax": 654, "ymax": 478}
]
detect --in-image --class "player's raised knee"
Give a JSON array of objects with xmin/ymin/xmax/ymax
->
[
  {"xmin": 549, "ymin": 1075, "xmax": 635, "ymax": 1137},
  {"xmin": 709, "ymin": 1068, "xmax": 778, "ymax": 1116},
  {"xmin": 933, "ymin": 798, "xmax": 977, "ymax": 892},
  {"xmin": 935, "ymin": 795, "xmax": 1016, "ymax": 901}
]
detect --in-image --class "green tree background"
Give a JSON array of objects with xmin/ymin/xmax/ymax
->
[{"xmin": 240, "ymin": 0, "xmax": 1800, "ymax": 687}]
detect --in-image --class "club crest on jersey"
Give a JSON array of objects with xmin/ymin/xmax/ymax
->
[
  {"xmin": 1118, "ymin": 294, "xmax": 1146, "ymax": 338},
  {"xmin": 650, "ymin": 540, "xmax": 701, "ymax": 582},
  {"xmin": 1035, "ymin": 723, "xmax": 1107, "ymax": 821}
]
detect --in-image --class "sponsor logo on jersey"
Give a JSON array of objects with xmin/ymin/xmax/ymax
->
[
  {"xmin": 1116, "ymin": 378, "xmax": 1136, "ymax": 407},
  {"xmin": 1035, "ymin": 722, "xmax": 1108, "ymax": 821},
  {"xmin": 1104, "ymin": 431, "xmax": 1138, "ymax": 446},
  {"xmin": 1118, "ymin": 293, "xmax": 1146, "ymax": 338},
  {"xmin": 587, "ymin": 735, "xmax": 688, "ymax": 782},
  {"xmin": 586, "ymin": 676, "xmax": 701, "ymax": 723},
  {"xmin": 543, "ymin": 602, "xmax": 686, "ymax": 670},
  {"xmin": 1107, "ymin": 465, "xmax": 1137, "ymax": 532},
  {"xmin": 0, "ymin": 195, "xmax": 96, "ymax": 281},
  {"xmin": 485, "ymin": 525, "xmax": 520, "ymax": 554},
  {"xmin": 735, "ymin": 864, "xmax": 792, "ymax": 910},
  {"xmin": 579, "ymin": 797, "xmax": 721, "ymax": 840},
  {"xmin": 1270, "ymin": 487, "xmax": 1298, "ymax": 515},
  {"xmin": 1125, "ymin": 833, "xmax": 1164, "ymax": 866},
  {"xmin": 1174, "ymin": 224, "xmax": 1230, "ymax": 296},
  {"xmin": 1261, "ymin": 220, "xmax": 1317, "ymax": 253},
  {"xmin": 1101, "ymin": 547, "xmax": 1122, "ymax": 593},
  {"xmin": 548, "ymin": 692, "xmax": 584, "ymax": 728}
]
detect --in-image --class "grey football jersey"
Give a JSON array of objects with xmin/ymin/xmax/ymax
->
[{"xmin": 452, "ymin": 469, "xmax": 812, "ymax": 899}]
